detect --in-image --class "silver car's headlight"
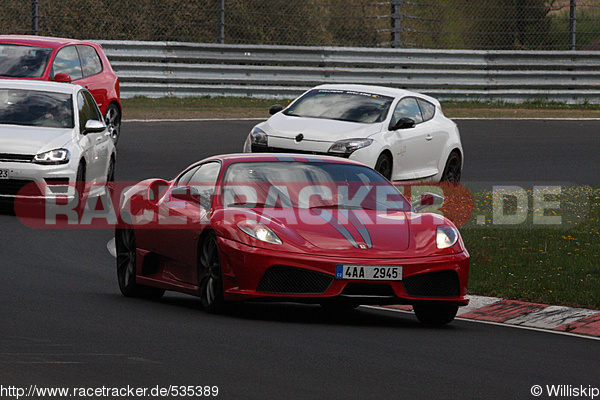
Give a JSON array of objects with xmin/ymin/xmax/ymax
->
[
  {"xmin": 249, "ymin": 127, "xmax": 268, "ymax": 147},
  {"xmin": 328, "ymin": 138, "xmax": 373, "ymax": 155},
  {"xmin": 33, "ymin": 148, "xmax": 70, "ymax": 165},
  {"xmin": 436, "ymin": 225, "xmax": 459, "ymax": 249},
  {"xmin": 237, "ymin": 220, "xmax": 282, "ymax": 245}
]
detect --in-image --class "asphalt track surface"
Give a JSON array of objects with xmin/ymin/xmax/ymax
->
[{"xmin": 1, "ymin": 119, "xmax": 599, "ymax": 399}]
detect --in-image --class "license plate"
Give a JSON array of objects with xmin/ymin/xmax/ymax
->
[
  {"xmin": 336, "ymin": 264, "xmax": 402, "ymax": 281},
  {"xmin": 0, "ymin": 169, "xmax": 9, "ymax": 179}
]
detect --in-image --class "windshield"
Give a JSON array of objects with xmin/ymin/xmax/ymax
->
[
  {"xmin": 0, "ymin": 44, "xmax": 52, "ymax": 78},
  {"xmin": 283, "ymin": 89, "xmax": 394, "ymax": 123},
  {"xmin": 221, "ymin": 161, "xmax": 410, "ymax": 211},
  {"xmin": 0, "ymin": 89, "xmax": 74, "ymax": 128}
]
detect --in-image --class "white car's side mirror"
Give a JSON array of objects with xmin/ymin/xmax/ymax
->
[{"xmin": 84, "ymin": 119, "xmax": 107, "ymax": 134}]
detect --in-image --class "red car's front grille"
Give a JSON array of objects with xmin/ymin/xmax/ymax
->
[
  {"xmin": 402, "ymin": 270, "xmax": 461, "ymax": 297},
  {"xmin": 256, "ymin": 265, "xmax": 334, "ymax": 294}
]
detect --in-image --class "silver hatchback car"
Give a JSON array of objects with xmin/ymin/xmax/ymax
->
[{"xmin": 0, "ymin": 79, "xmax": 116, "ymax": 206}]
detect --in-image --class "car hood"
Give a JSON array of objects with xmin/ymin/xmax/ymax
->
[
  {"xmin": 250, "ymin": 208, "xmax": 411, "ymax": 257},
  {"xmin": 0, "ymin": 125, "xmax": 73, "ymax": 155},
  {"xmin": 263, "ymin": 113, "xmax": 383, "ymax": 142}
]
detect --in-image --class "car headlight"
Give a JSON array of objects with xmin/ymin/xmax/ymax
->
[
  {"xmin": 249, "ymin": 127, "xmax": 268, "ymax": 147},
  {"xmin": 436, "ymin": 225, "xmax": 459, "ymax": 249},
  {"xmin": 328, "ymin": 138, "xmax": 373, "ymax": 155},
  {"xmin": 237, "ymin": 220, "xmax": 282, "ymax": 245},
  {"xmin": 33, "ymin": 149, "xmax": 70, "ymax": 165}
]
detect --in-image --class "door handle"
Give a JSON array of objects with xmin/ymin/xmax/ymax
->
[{"xmin": 426, "ymin": 135, "xmax": 433, "ymax": 141}]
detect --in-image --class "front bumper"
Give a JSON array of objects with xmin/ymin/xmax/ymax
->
[
  {"xmin": 218, "ymin": 236, "xmax": 470, "ymax": 306},
  {"xmin": 0, "ymin": 161, "xmax": 77, "ymax": 201}
]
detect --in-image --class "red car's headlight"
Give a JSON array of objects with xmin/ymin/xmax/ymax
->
[
  {"xmin": 237, "ymin": 220, "xmax": 282, "ymax": 245},
  {"xmin": 436, "ymin": 225, "xmax": 459, "ymax": 249}
]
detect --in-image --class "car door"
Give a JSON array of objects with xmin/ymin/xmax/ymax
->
[
  {"xmin": 386, "ymin": 97, "xmax": 436, "ymax": 180},
  {"xmin": 417, "ymin": 97, "xmax": 449, "ymax": 174},
  {"xmin": 75, "ymin": 45, "xmax": 108, "ymax": 111},
  {"xmin": 77, "ymin": 90, "xmax": 110, "ymax": 185},
  {"xmin": 155, "ymin": 161, "xmax": 221, "ymax": 285}
]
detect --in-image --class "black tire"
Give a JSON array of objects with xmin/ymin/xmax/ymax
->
[
  {"xmin": 199, "ymin": 232, "xmax": 227, "ymax": 313},
  {"xmin": 413, "ymin": 303, "xmax": 458, "ymax": 326},
  {"xmin": 441, "ymin": 151, "xmax": 462, "ymax": 182},
  {"xmin": 115, "ymin": 227, "xmax": 165, "ymax": 299},
  {"xmin": 101, "ymin": 158, "xmax": 115, "ymax": 204},
  {"xmin": 74, "ymin": 163, "xmax": 86, "ymax": 213},
  {"xmin": 375, "ymin": 153, "xmax": 392, "ymax": 180},
  {"xmin": 105, "ymin": 103, "xmax": 122, "ymax": 145}
]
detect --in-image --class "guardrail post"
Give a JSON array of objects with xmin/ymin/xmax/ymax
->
[
  {"xmin": 31, "ymin": 0, "xmax": 39, "ymax": 35},
  {"xmin": 391, "ymin": 0, "xmax": 403, "ymax": 48},
  {"xmin": 218, "ymin": 0, "xmax": 225, "ymax": 44},
  {"xmin": 569, "ymin": 0, "xmax": 577, "ymax": 50}
]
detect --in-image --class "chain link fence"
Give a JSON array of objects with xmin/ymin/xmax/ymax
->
[{"xmin": 1, "ymin": 0, "xmax": 600, "ymax": 50}]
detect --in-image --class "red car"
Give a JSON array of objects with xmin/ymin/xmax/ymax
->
[
  {"xmin": 0, "ymin": 35, "xmax": 122, "ymax": 143},
  {"xmin": 116, "ymin": 154, "xmax": 470, "ymax": 325}
]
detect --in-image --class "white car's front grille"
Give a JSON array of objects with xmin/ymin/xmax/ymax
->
[{"xmin": 0, "ymin": 153, "xmax": 34, "ymax": 163}]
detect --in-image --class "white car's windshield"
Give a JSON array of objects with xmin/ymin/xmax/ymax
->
[
  {"xmin": 283, "ymin": 89, "xmax": 394, "ymax": 123},
  {"xmin": 0, "ymin": 44, "xmax": 52, "ymax": 78},
  {"xmin": 0, "ymin": 89, "xmax": 74, "ymax": 128},
  {"xmin": 222, "ymin": 161, "xmax": 410, "ymax": 211}
]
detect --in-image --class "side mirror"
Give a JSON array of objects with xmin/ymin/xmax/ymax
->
[
  {"xmin": 53, "ymin": 73, "xmax": 72, "ymax": 83},
  {"xmin": 172, "ymin": 186, "xmax": 201, "ymax": 204},
  {"xmin": 412, "ymin": 192, "xmax": 444, "ymax": 212},
  {"xmin": 269, "ymin": 104, "xmax": 284, "ymax": 115},
  {"xmin": 84, "ymin": 119, "xmax": 106, "ymax": 134},
  {"xmin": 147, "ymin": 179, "xmax": 170, "ymax": 205},
  {"xmin": 392, "ymin": 117, "xmax": 416, "ymax": 130}
]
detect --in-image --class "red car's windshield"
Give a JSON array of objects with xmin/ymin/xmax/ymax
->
[
  {"xmin": 0, "ymin": 44, "xmax": 52, "ymax": 78},
  {"xmin": 221, "ymin": 161, "xmax": 410, "ymax": 211}
]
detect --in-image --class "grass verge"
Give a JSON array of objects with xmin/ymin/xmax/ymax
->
[
  {"xmin": 460, "ymin": 186, "xmax": 600, "ymax": 309},
  {"xmin": 122, "ymin": 96, "xmax": 600, "ymax": 120}
]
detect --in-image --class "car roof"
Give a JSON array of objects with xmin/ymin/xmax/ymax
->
[
  {"xmin": 0, "ymin": 79, "xmax": 82, "ymax": 95},
  {"xmin": 0, "ymin": 35, "xmax": 94, "ymax": 49},
  {"xmin": 311, "ymin": 84, "xmax": 441, "ymax": 106}
]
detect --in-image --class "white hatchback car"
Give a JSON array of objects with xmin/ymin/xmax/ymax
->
[
  {"xmin": 243, "ymin": 84, "xmax": 463, "ymax": 182},
  {"xmin": 0, "ymin": 80, "xmax": 115, "ymax": 205}
]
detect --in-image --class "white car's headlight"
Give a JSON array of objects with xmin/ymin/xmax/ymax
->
[
  {"xmin": 33, "ymin": 149, "xmax": 70, "ymax": 165},
  {"xmin": 436, "ymin": 225, "xmax": 459, "ymax": 249},
  {"xmin": 237, "ymin": 220, "xmax": 282, "ymax": 245},
  {"xmin": 249, "ymin": 127, "xmax": 268, "ymax": 147},
  {"xmin": 328, "ymin": 138, "xmax": 373, "ymax": 155}
]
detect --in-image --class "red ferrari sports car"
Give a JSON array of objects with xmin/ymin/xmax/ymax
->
[
  {"xmin": 116, "ymin": 154, "xmax": 469, "ymax": 325},
  {"xmin": 0, "ymin": 35, "xmax": 122, "ymax": 143}
]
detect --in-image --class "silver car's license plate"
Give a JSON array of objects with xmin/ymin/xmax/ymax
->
[
  {"xmin": 0, "ymin": 169, "xmax": 9, "ymax": 179},
  {"xmin": 336, "ymin": 264, "xmax": 402, "ymax": 281}
]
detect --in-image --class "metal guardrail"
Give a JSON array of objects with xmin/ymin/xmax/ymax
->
[{"xmin": 98, "ymin": 40, "xmax": 600, "ymax": 103}]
